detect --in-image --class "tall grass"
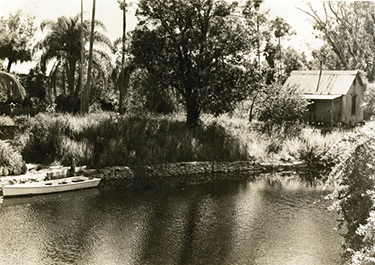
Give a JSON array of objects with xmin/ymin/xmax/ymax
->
[
  {"xmin": 12, "ymin": 111, "xmax": 351, "ymax": 173},
  {"xmin": 202, "ymin": 112, "xmax": 352, "ymax": 163},
  {"xmin": 14, "ymin": 112, "xmax": 248, "ymax": 168}
]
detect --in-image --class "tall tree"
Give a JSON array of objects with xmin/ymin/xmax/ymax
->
[
  {"xmin": 299, "ymin": 1, "xmax": 375, "ymax": 82},
  {"xmin": 84, "ymin": 0, "xmax": 97, "ymax": 113},
  {"xmin": 131, "ymin": 0, "xmax": 251, "ymax": 126},
  {"xmin": 242, "ymin": 0, "xmax": 268, "ymax": 70},
  {"xmin": 80, "ymin": 0, "xmax": 85, "ymax": 112},
  {"xmin": 242, "ymin": 0, "xmax": 270, "ymax": 121},
  {"xmin": 35, "ymin": 15, "xmax": 112, "ymax": 112},
  {"xmin": 270, "ymin": 16, "xmax": 294, "ymax": 78},
  {"xmin": 117, "ymin": 0, "xmax": 132, "ymax": 114},
  {"xmin": 0, "ymin": 10, "xmax": 36, "ymax": 72}
]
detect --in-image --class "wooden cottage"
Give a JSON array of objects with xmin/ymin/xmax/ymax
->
[{"xmin": 284, "ymin": 70, "xmax": 365, "ymax": 125}]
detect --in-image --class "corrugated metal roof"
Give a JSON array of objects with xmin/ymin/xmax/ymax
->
[
  {"xmin": 284, "ymin": 70, "xmax": 359, "ymax": 96},
  {"xmin": 303, "ymin": 94, "xmax": 342, "ymax": 100}
]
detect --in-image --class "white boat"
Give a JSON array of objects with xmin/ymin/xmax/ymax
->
[
  {"xmin": 1, "ymin": 188, "xmax": 100, "ymax": 207},
  {"xmin": 2, "ymin": 176, "xmax": 101, "ymax": 197}
]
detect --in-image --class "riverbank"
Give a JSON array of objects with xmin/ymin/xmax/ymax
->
[
  {"xmin": 0, "ymin": 111, "xmax": 352, "ymax": 192},
  {"xmin": 0, "ymin": 160, "xmax": 310, "ymax": 192},
  {"xmin": 92, "ymin": 160, "xmax": 309, "ymax": 189},
  {"xmin": 6, "ymin": 112, "xmax": 347, "ymax": 173}
]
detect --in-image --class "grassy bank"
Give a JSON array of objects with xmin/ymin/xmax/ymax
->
[
  {"xmin": 12, "ymin": 112, "xmax": 250, "ymax": 169},
  {"xmin": 0, "ymin": 111, "xmax": 350, "ymax": 178}
]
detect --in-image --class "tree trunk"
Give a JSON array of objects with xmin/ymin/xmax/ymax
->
[
  {"xmin": 119, "ymin": 0, "xmax": 127, "ymax": 114},
  {"xmin": 7, "ymin": 60, "xmax": 13, "ymax": 72},
  {"xmin": 249, "ymin": 93, "xmax": 258, "ymax": 122},
  {"xmin": 80, "ymin": 0, "xmax": 85, "ymax": 113},
  {"xmin": 68, "ymin": 61, "xmax": 76, "ymax": 113},
  {"xmin": 85, "ymin": 0, "xmax": 96, "ymax": 114},
  {"xmin": 118, "ymin": 70, "xmax": 125, "ymax": 114},
  {"xmin": 62, "ymin": 67, "xmax": 66, "ymax": 95},
  {"xmin": 186, "ymin": 90, "xmax": 199, "ymax": 127}
]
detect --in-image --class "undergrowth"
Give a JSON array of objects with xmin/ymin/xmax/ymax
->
[
  {"xmin": 13, "ymin": 112, "xmax": 248, "ymax": 168},
  {"xmin": 10, "ymin": 112, "xmax": 350, "ymax": 178}
]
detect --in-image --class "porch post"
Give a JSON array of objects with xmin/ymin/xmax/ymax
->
[{"xmin": 331, "ymin": 100, "xmax": 333, "ymax": 126}]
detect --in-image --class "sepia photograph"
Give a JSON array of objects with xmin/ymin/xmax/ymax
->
[{"xmin": 0, "ymin": 0, "xmax": 373, "ymax": 264}]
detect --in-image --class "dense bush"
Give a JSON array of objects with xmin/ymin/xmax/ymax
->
[
  {"xmin": 325, "ymin": 124, "xmax": 375, "ymax": 264},
  {"xmin": 257, "ymin": 83, "xmax": 308, "ymax": 136},
  {"xmin": 0, "ymin": 140, "xmax": 25, "ymax": 175}
]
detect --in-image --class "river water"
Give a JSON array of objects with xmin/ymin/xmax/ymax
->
[{"xmin": 0, "ymin": 174, "xmax": 342, "ymax": 265}]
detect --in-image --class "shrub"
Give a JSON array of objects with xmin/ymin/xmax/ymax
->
[
  {"xmin": 326, "ymin": 124, "xmax": 375, "ymax": 263},
  {"xmin": 0, "ymin": 140, "xmax": 25, "ymax": 175},
  {"xmin": 16, "ymin": 113, "xmax": 70, "ymax": 164},
  {"xmin": 257, "ymin": 83, "xmax": 308, "ymax": 136}
]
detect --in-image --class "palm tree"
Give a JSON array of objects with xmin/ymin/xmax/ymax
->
[{"xmin": 35, "ymin": 14, "xmax": 112, "ymax": 112}]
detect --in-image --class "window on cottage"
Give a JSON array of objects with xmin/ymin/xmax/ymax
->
[{"xmin": 352, "ymin": 95, "xmax": 357, "ymax": 115}]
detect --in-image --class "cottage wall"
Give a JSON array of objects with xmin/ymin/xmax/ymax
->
[
  {"xmin": 310, "ymin": 98, "xmax": 341, "ymax": 124},
  {"xmin": 341, "ymin": 79, "xmax": 364, "ymax": 124},
  {"xmin": 314, "ymin": 100, "xmax": 334, "ymax": 122}
]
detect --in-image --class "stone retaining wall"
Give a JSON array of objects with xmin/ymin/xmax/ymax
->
[
  {"xmin": 0, "ymin": 161, "xmax": 308, "ymax": 191},
  {"xmin": 87, "ymin": 161, "xmax": 308, "ymax": 189}
]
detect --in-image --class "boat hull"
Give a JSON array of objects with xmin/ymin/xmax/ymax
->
[{"xmin": 2, "ymin": 176, "xmax": 101, "ymax": 197}]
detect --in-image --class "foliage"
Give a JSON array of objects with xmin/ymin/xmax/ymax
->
[
  {"xmin": 0, "ymin": 140, "xmax": 25, "ymax": 176},
  {"xmin": 363, "ymin": 83, "xmax": 375, "ymax": 120},
  {"xmin": 14, "ymin": 112, "xmax": 249, "ymax": 168},
  {"xmin": 25, "ymin": 66, "xmax": 47, "ymax": 100},
  {"xmin": 130, "ymin": 0, "xmax": 253, "ymax": 126},
  {"xmin": 0, "ymin": 71, "xmax": 26, "ymax": 103},
  {"xmin": 325, "ymin": 123, "xmax": 375, "ymax": 263},
  {"xmin": 299, "ymin": 1, "xmax": 375, "ymax": 82},
  {"xmin": 16, "ymin": 114, "xmax": 70, "ymax": 164},
  {"xmin": 242, "ymin": 1, "xmax": 305, "ymax": 83},
  {"xmin": 242, "ymin": 0, "xmax": 270, "ymax": 71},
  {"xmin": 0, "ymin": 10, "xmax": 36, "ymax": 72},
  {"xmin": 202, "ymin": 113, "xmax": 346, "ymax": 167},
  {"xmin": 282, "ymin": 47, "xmax": 310, "ymax": 77},
  {"xmin": 113, "ymin": 0, "xmax": 133, "ymax": 114},
  {"xmin": 257, "ymin": 83, "xmax": 308, "ymax": 136},
  {"xmin": 269, "ymin": 15, "xmax": 295, "ymax": 77},
  {"xmin": 12, "ymin": 110, "xmax": 350, "ymax": 176},
  {"xmin": 35, "ymin": 15, "xmax": 112, "ymax": 113}
]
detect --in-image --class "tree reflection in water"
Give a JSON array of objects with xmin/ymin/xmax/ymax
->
[{"xmin": 0, "ymin": 174, "xmax": 342, "ymax": 265}]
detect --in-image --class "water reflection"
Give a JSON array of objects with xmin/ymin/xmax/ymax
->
[{"xmin": 0, "ymin": 174, "xmax": 342, "ymax": 265}]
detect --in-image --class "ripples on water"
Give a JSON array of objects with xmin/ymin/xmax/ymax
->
[{"xmin": 0, "ymin": 174, "xmax": 342, "ymax": 265}]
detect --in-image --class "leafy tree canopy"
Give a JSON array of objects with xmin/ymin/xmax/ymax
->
[
  {"xmin": 130, "ymin": 0, "xmax": 254, "ymax": 126},
  {"xmin": 299, "ymin": 1, "xmax": 375, "ymax": 82},
  {"xmin": 0, "ymin": 10, "xmax": 36, "ymax": 72}
]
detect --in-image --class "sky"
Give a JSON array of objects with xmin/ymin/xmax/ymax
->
[{"xmin": 0, "ymin": 0, "xmax": 323, "ymax": 73}]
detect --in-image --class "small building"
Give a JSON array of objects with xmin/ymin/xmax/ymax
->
[{"xmin": 284, "ymin": 70, "xmax": 365, "ymax": 125}]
